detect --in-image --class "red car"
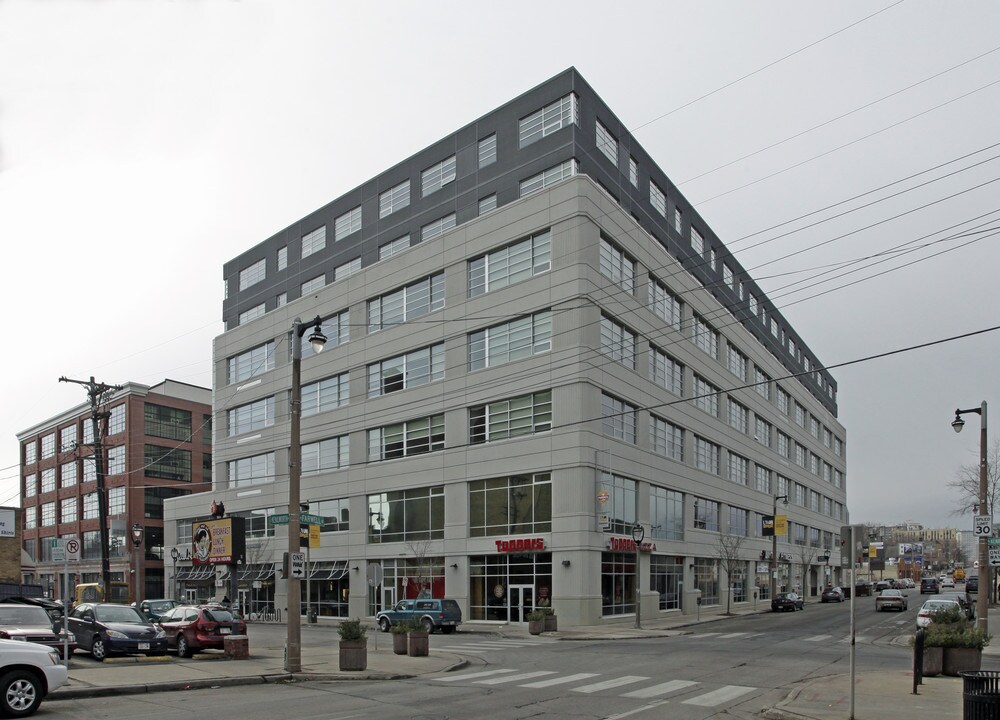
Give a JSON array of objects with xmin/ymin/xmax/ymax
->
[{"xmin": 157, "ymin": 605, "xmax": 246, "ymax": 657}]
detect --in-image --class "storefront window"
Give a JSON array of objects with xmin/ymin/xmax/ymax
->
[
  {"xmin": 601, "ymin": 551, "xmax": 636, "ymax": 616},
  {"xmin": 367, "ymin": 557, "xmax": 445, "ymax": 616},
  {"xmin": 469, "ymin": 553, "xmax": 552, "ymax": 622},
  {"xmin": 650, "ymin": 555, "xmax": 682, "ymax": 610},
  {"xmin": 693, "ymin": 558, "xmax": 719, "ymax": 605}
]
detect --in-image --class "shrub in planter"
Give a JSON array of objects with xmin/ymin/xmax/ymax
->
[
  {"xmin": 527, "ymin": 610, "xmax": 546, "ymax": 636},
  {"xmin": 338, "ymin": 618, "xmax": 368, "ymax": 671},
  {"xmin": 540, "ymin": 606, "xmax": 557, "ymax": 632},
  {"xmin": 921, "ymin": 607, "xmax": 991, "ymax": 677},
  {"xmin": 390, "ymin": 619, "xmax": 416, "ymax": 655},
  {"xmin": 407, "ymin": 621, "xmax": 430, "ymax": 657}
]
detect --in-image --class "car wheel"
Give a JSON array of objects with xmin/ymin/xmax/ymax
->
[
  {"xmin": 0, "ymin": 669, "xmax": 43, "ymax": 718},
  {"xmin": 91, "ymin": 636, "xmax": 107, "ymax": 661},
  {"xmin": 378, "ymin": 617, "xmax": 391, "ymax": 633},
  {"xmin": 421, "ymin": 617, "xmax": 435, "ymax": 634},
  {"xmin": 177, "ymin": 635, "xmax": 191, "ymax": 658}
]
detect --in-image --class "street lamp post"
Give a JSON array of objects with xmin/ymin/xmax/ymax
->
[
  {"xmin": 286, "ymin": 316, "xmax": 327, "ymax": 673},
  {"xmin": 632, "ymin": 524, "xmax": 644, "ymax": 629},
  {"xmin": 770, "ymin": 495, "xmax": 789, "ymax": 606},
  {"xmin": 170, "ymin": 547, "xmax": 179, "ymax": 600},
  {"xmin": 130, "ymin": 524, "xmax": 144, "ymax": 605},
  {"xmin": 822, "ymin": 549, "xmax": 831, "ymax": 586},
  {"xmin": 952, "ymin": 401, "xmax": 989, "ymax": 632}
]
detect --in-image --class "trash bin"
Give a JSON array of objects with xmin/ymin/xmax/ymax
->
[
  {"xmin": 961, "ymin": 670, "xmax": 1000, "ymax": 719},
  {"xmin": 307, "ymin": 609, "xmax": 318, "ymax": 624}
]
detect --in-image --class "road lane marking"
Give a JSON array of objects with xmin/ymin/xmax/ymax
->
[
  {"xmin": 804, "ymin": 634, "xmax": 832, "ymax": 642},
  {"xmin": 621, "ymin": 679, "xmax": 699, "ymax": 698},
  {"xmin": 475, "ymin": 671, "xmax": 557, "ymax": 685},
  {"xmin": 572, "ymin": 676, "xmax": 650, "ymax": 693},
  {"xmin": 682, "ymin": 685, "xmax": 755, "ymax": 706},
  {"xmin": 434, "ymin": 669, "xmax": 517, "ymax": 682},
  {"xmin": 520, "ymin": 673, "xmax": 600, "ymax": 688}
]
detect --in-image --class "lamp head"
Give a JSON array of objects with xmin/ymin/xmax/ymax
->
[
  {"xmin": 631, "ymin": 524, "xmax": 645, "ymax": 544},
  {"xmin": 307, "ymin": 316, "xmax": 327, "ymax": 354},
  {"xmin": 952, "ymin": 412, "xmax": 965, "ymax": 433},
  {"xmin": 170, "ymin": 547, "xmax": 179, "ymax": 561}
]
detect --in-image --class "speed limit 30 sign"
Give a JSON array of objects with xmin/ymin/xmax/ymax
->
[{"xmin": 974, "ymin": 515, "xmax": 993, "ymax": 537}]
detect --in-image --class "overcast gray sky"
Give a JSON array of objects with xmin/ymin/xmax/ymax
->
[{"xmin": 2, "ymin": 1, "xmax": 998, "ymax": 532}]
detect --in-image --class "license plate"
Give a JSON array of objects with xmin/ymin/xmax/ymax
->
[
  {"xmin": 138, "ymin": 642, "xmax": 150, "ymax": 650},
  {"xmin": 220, "ymin": 627, "xmax": 231, "ymax": 634}
]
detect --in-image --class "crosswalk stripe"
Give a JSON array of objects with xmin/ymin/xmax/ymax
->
[
  {"xmin": 572, "ymin": 676, "xmax": 650, "ymax": 693},
  {"xmin": 682, "ymin": 685, "xmax": 755, "ymax": 706},
  {"xmin": 434, "ymin": 669, "xmax": 516, "ymax": 682},
  {"xmin": 621, "ymin": 679, "xmax": 699, "ymax": 698},
  {"xmin": 475, "ymin": 671, "xmax": 558, "ymax": 685},
  {"xmin": 804, "ymin": 634, "xmax": 832, "ymax": 642},
  {"xmin": 520, "ymin": 673, "xmax": 600, "ymax": 688},
  {"xmin": 716, "ymin": 632, "xmax": 747, "ymax": 639}
]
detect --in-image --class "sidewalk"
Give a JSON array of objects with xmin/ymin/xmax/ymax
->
[{"xmin": 50, "ymin": 604, "xmax": 984, "ymax": 720}]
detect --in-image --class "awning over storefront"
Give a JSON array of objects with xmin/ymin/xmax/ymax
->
[
  {"xmin": 175, "ymin": 565, "xmax": 214, "ymax": 581},
  {"xmin": 308, "ymin": 561, "xmax": 348, "ymax": 581}
]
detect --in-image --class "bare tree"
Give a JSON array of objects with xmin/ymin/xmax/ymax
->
[
  {"xmin": 405, "ymin": 539, "xmax": 434, "ymax": 598},
  {"xmin": 796, "ymin": 546, "xmax": 816, "ymax": 596},
  {"xmin": 948, "ymin": 437, "xmax": 1000, "ymax": 517},
  {"xmin": 716, "ymin": 533, "xmax": 746, "ymax": 615}
]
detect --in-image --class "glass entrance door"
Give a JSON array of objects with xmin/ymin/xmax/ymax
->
[{"xmin": 509, "ymin": 584, "xmax": 534, "ymax": 623}]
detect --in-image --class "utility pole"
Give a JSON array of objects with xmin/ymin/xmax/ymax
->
[{"xmin": 60, "ymin": 376, "xmax": 121, "ymax": 597}]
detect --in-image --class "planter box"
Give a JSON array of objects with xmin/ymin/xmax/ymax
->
[
  {"xmin": 392, "ymin": 632, "xmax": 408, "ymax": 655},
  {"xmin": 544, "ymin": 614, "xmax": 558, "ymax": 632},
  {"xmin": 528, "ymin": 619, "xmax": 544, "ymax": 636},
  {"xmin": 408, "ymin": 631, "xmax": 429, "ymax": 657},
  {"xmin": 921, "ymin": 646, "xmax": 943, "ymax": 677},
  {"xmin": 339, "ymin": 639, "xmax": 368, "ymax": 671},
  {"xmin": 943, "ymin": 647, "xmax": 982, "ymax": 676}
]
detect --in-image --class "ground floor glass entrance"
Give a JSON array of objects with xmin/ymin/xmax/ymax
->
[{"xmin": 469, "ymin": 553, "xmax": 551, "ymax": 622}]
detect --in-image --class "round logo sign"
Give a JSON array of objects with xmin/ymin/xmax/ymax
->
[
  {"xmin": 598, "ymin": 490, "xmax": 610, "ymax": 504},
  {"xmin": 493, "ymin": 583, "xmax": 505, "ymax": 599}
]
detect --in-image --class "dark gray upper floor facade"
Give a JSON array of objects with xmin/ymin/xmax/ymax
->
[{"xmin": 222, "ymin": 67, "xmax": 837, "ymax": 415}]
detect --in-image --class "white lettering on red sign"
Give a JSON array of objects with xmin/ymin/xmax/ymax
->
[{"xmin": 495, "ymin": 538, "xmax": 546, "ymax": 553}]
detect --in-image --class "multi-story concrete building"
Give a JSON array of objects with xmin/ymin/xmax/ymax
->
[
  {"xmin": 166, "ymin": 68, "xmax": 847, "ymax": 626},
  {"xmin": 17, "ymin": 380, "xmax": 212, "ymax": 601}
]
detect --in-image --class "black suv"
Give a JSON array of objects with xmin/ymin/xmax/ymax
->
[
  {"xmin": 920, "ymin": 577, "xmax": 940, "ymax": 594},
  {"xmin": 966, "ymin": 576, "xmax": 979, "ymax": 592}
]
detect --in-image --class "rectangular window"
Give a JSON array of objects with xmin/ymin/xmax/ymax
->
[
  {"xmin": 795, "ymin": 443, "xmax": 806, "ymax": 468},
  {"xmin": 648, "ymin": 276, "xmax": 683, "ymax": 330},
  {"xmin": 334, "ymin": 206, "xmax": 362, "ymax": 241},
  {"xmin": 276, "ymin": 293, "xmax": 287, "ymax": 307},
  {"xmin": 41, "ymin": 468, "xmax": 55, "ymax": 493},
  {"xmin": 823, "ymin": 427, "xmax": 832, "ymax": 448},
  {"xmin": 518, "ymin": 93, "xmax": 578, "ymax": 147},
  {"xmin": 368, "ymin": 415, "xmax": 445, "ymax": 461},
  {"xmin": 470, "ymin": 390, "xmax": 552, "ymax": 443},
  {"xmin": 650, "ymin": 182, "xmax": 666, "ymax": 216},
  {"xmin": 729, "ymin": 453, "xmax": 749, "ymax": 486},
  {"xmin": 239, "ymin": 303, "xmax": 266, "ymax": 325},
  {"xmin": 61, "ymin": 496, "xmax": 78, "ymax": 524},
  {"xmin": 723, "ymin": 264, "xmax": 735, "ymax": 290},
  {"xmin": 674, "ymin": 207, "xmax": 683, "ymax": 233},
  {"xmin": 795, "ymin": 402, "xmax": 806, "ymax": 427},
  {"xmin": 301, "ymin": 226, "xmax": 326, "ymax": 258},
  {"xmin": 239, "ymin": 258, "xmax": 266, "ymax": 291},
  {"xmin": 478, "ymin": 134, "xmax": 497, "ymax": 167},
  {"xmin": 468, "ymin": 311, "xmax": 551, "ymax": 370},
  {"xmin": 107, "ymin": 405, "xmax": 125, "ymax": 435},
  {"xmin": 650, "ymin": 415, "xmax": 684, "ymax": 461},
  {"xmin": 41, "ymin": 434, "xmax": 55, "ymax": 459},
  {"xmin": 108, "ymin": 486, "xmax": 126, "ymax": 516},
  {"xmin": 693, "ymin": 498, "xmax": 720, "ymax": 531},
  {"xmin": 602, "ymin": 393, "xmax": 637, "ymax": 444},
  {"xmin": 302, "ymin": 436, "xmax": 349, "ymax": 476},
  {"xmin": 729, "ymin": 507, "xmax": 749, "ymax": 536},
  {"xmin": 629, "ymin": 157, "xmax": 638, "ymax": 187},
  {"xmin": 302, "ymin": 372, "xmax": 350, "ymax": 415},
  {"xmin": 228, "ymin": 452, "xmax": 275, "ymax": 488},
  {"xmin": 691, "ymin": 227, "xmax": 704, "ymax": 255},
  {"xmin": 366, "ymin": 486, "xmax": 444, "ymax": 543},
  {"xmin": 691, "ymin": 315, "xmax": 718, "ymax": 358},
  {"xmin": 693, "ymin": 375, "xmax": 720, "ymax": 417},
  {"xmin": 60, "ymin": 462, "xmax": 77, "ymax": 488},
  {"xmin": 776, "ymin": 386, "xmax": 790, "ymax": 415},
  {"xmin": 301, "ymin": 274, "xmax": 325, "ymax": 295},
  {"xmin": 379, "ymin": 180, "xmax": 410, "ymax": 218},
  {"xmin": 83, "ymin": 458, "xmax": 96, "ymax": 483},
  {"xmin": 597, "ymin": 472, "xmax": 637, "ymax": 535},
  {"xmin": 368, "ymin": 273, "xmax": 445, "ymax": 332},
  {"xmin": 60, "ymin": 425, "xmax": 77, "ymax": 453},
  {"xmin": 41, "ymin": 502, "xmax": 55, "ymax": 527},
  {"xmin": 600, "ymin": 316, "xmax": 636, "ymax": 370},
  {"xmin": 315, "ymin": 498, "xmax": 349, "ymax": 533},
  {"xmin": 729, "ymin": 399, "xmax": 748, "ymax": 434},
  {"xmin": 83, "ymin": 492, "xmax": 98, "ymax": 519},
  {"xmin": 334, "ymin": 257, "xmax": 362, "ymax": 282},
  {"xmin": 228, "ymin": 341, "xmax": 275, "ymax": 384},
  {"xmin": 694, "ymin": 436, "xmax": 720, "ymax": 475},
  {"xmin": 144, "ymin": 404, "xmax": 192, "ymax": 441},
  {"xmin": 596, "ymin": 120, "xmax": 618, "ymax": 165},
  {"xmin": 367, "ymin": 345, "xmax": 444, "ymax": 397},
  {"xmin": 649, "ymin": 346, "xmax": 684, "ymax": 396},
  {"xmin": 650, "ymin": 486, "xmax": 683, "ymax": 540},
  {"xmin": 749, "ymin": 294, "xmax": 759, "ymax": 317},
  {"xmin": 24, "ymin": 474, "xmax": 36, "ymax": 498},
  {"xmin": 756, "ymin": 466, "xmax": 772, "ymax": 494},
  {"xmin": 520, "ymin": 158, "xmax": 578, "ymax": 196},
  {"xmin": 144, "ymin": 444, "xmax": 191, "ymax": 481},
  {"xmin": 599, "ymin": 237, "xmax": 635, "ymax": 294},
  {"xmin": 468, "ymin": 229, "xmax": 551, "ymax": 297},
  {"xmin": 755, "ymin": 416, "xmax": 772, "ymax": 448},
  {"xmin": 478, "ymin": 194, "xmax": 497, "ymax": 214},
  {"xmin": 727, "ymin": 345, "xmax": 748, "ymax": 380},
  {"xmin": 107, "ymin": 445, "xmax": 125, "ymax": 475},
  {"xmin": 834, "ymin": 437, "xmax": 843, "ymax": 457},
  {"xmin": 777, "ymin": 431, "xmax": 790, "ymax": 458},
  {"xmin": 421, "ymin": 213, "xmax": 456, "ymax": 241},
  {"xmin": 754, "ymin": 367, "xmax": 772, "ymax": 401},
  {"xmin": 24, "ymin": 441, "xmax": 37, "ymax": 465},
  {"xmin": 277, "ymin": 246, "xmax": 287, "ymax": 271},
  {"xmin": 297, "ymin": 310, "xmax": 349, "ymax": 359},
  {"xmin": 421, "ymin": 155, "xmax": 457, "ymax": 197},
  {"xmin": 227, "ymin": 396, "xmax": 275, "ymax": 437},
  {"xmin": 379, "ymin": 235, "xmax": 411, "ymax": 260},
  {"xmin": 810, "ymin": 416, "xmax": 821, "ymax": 439},
  {"xmin": 469, "ymin": 474, "xmax": 551, "ymax": 537}
]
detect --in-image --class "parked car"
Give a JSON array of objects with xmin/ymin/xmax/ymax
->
[
  {"xmin": 0, "ymin": 602, "xmax": 76, "ymax": 659},
  {"xmin": 376, "ymin": 598, "xmax": 463, "ymax": 633},
  {"xmin": 0, "ymin": 638, "xmax": 68, "ymax": 718},
  {"xmin": 771, "ymin": 592, "xmax": 804, "ymax": 612},
  {"xmin": 852, "ymin": 581, "xmax": 872, "ymax": 597},
  {"xmin": 820, "ymin": 587, "xmax": 845, "ymax": 603},
  {"xmin": 135, "ymin": 598, "xmax": 180, "ymax": 623},
  {"xmin": 157, "ymin": 605, "xmax": 247, "ymax": 657},
  {"xmin": 873, "ymin": 580, "xmax": 891, "ymax": 593},
  {"xmin": 0, "ymin": 597, "xmax": 64, "ymax": 625},
  {"xmin": 916, "ymin": 598, "xmax": 962, "ymax": 628},
  {"xmin": 875, "ymin": 589, "xmax": 908, "ymax": 612},
  {"xmin": 941, "ymin": 590, "xmax": 975, "ymax": 620},
  {"xmin": 966, "ymin": 576, "xmax": 979, "ymax": 592},
  {"xmin": 941, "ymin": 577, "xmax": 956, "ymax": 589},
  {"xmin": 65, "ymin": 602, "xmax": 167, "ymax": 661},
  {"xmin": 920, "ymin": 578, "xmax": 940, "ymax": 594}
]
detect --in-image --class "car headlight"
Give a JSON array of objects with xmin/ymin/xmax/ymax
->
[
  {"xmin": 155, "ymin": 629, "xmax": 166, "ymax": 639},
  {"xmin": 106, "ymin": 629, "xmax": 129, "ymax": 639},
  {"xmin": 47, "ymin": 651, "xmax": 61, "ymax": 665},
  {"xmin": 61, "ymin": 633, "xmax": 76, "ymax": 643}
]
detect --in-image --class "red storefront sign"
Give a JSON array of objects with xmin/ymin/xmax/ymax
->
[
  {"xmin": 606, "ymin": 536, "xmax": 657, "ymax": 552},
  {"xmin": 495, "ymin": 538, "xmax": 546, "ymax": 553}
]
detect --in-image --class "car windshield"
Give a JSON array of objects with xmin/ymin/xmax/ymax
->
[
  {"xmin": 147, "ymin": 601, "xmax": 175, "ymax": 612},
  {"xmin": 95, "ymin": 606, "xmax": 147, "ymax": 623},
  {"xmin": 923, "ymin": 601, "xmax": 958, "ymax": 612},
  {"xmin": 204, "ymin": 609, "xmax": 235, "ymax": 622},
  {"xmin": 881, "ymin": 590, "xmax": 901, "ymax": 597},
  {"xmin": 0, "ymin": 607, "xmax": 51, "ymax": 624}
]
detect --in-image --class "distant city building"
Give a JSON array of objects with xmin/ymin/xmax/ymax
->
[{"xmin": 166, "ymin": 68, "xmax": 847, "ymax": 626}]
